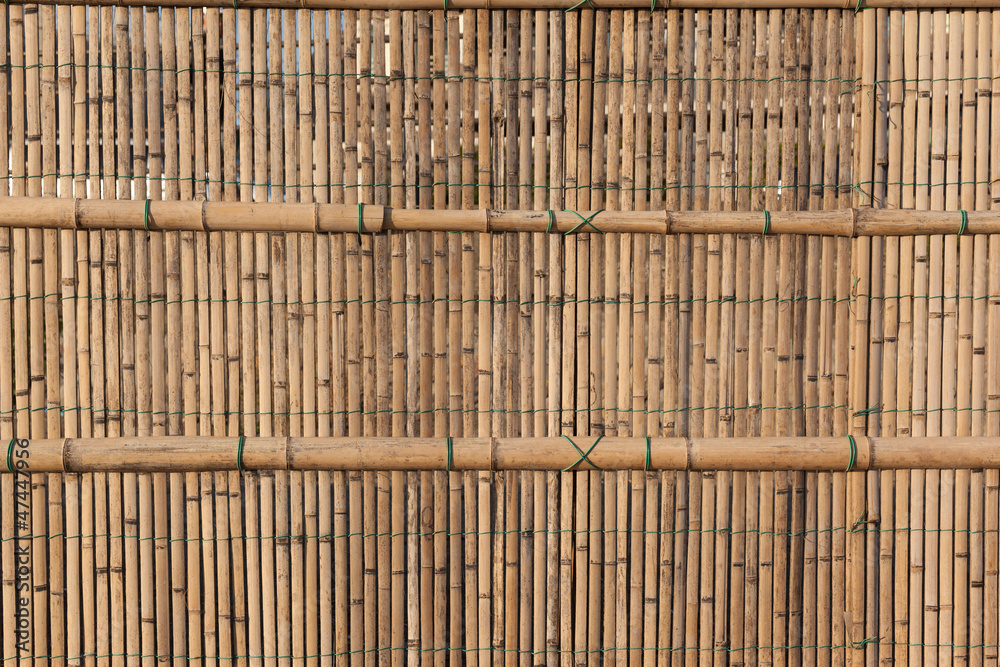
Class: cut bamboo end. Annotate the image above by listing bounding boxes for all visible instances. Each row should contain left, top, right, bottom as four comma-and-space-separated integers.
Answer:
2, 197, 998, 235
4, 435, 1000, 472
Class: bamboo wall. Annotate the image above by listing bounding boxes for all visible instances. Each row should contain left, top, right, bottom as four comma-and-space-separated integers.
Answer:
3, 5, 1000, 667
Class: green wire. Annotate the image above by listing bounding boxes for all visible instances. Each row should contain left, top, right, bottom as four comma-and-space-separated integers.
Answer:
561, 434, 603, 471
236, 434, 246, 472
564, 209, 604, 235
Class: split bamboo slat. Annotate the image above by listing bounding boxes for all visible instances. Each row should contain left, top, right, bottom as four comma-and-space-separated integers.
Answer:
2, 6, 1000, 667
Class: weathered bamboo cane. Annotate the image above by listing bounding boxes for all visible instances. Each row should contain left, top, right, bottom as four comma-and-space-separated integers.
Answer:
5, 197, 1000, 235
3, 436, 1000, 472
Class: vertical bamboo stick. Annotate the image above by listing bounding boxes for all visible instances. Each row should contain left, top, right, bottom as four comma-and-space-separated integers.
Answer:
119, 229, 138, 667
672, 468, 689, 667
476, 15, 493, 665
986, 111, 1000, 667
0, 0, 8, 198
61, 216, 80, 667
25, 4, 41, 202
11, 5, 25, 199
1, 218, 14, 662
199, 232, 219, 667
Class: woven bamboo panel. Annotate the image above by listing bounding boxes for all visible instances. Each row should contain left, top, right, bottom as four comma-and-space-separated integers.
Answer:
0, 6, 869, 207
2, 6, 1000, 667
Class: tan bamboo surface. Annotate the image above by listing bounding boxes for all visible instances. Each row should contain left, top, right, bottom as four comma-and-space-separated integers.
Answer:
2, 435, 1000, 471
0, 9, 869, 206
3, 7, 1000, 667
4, 197, 1000, 235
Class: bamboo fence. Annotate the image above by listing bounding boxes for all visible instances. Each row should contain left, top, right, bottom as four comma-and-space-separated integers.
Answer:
1, 4, 1000, 667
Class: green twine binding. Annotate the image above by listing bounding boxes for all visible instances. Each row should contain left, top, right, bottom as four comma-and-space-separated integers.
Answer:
236, 435, 245, 472
561, 434, 603, 472
958, 209, 968, 236
650, 0, 656, 11
761, 210, 771, 236
546, 210, 555, 234
143, 199, 151, 232
565, 0, 595, 10
644, 436, 651, 472
445, 436, 453, 471
854, 0, 864, 12
232, 0, 238, 9
358, 203, 364, 240
5, 438, 13, 474
853, 403, 881, 417
564, 209, 605, 235
846, 434, 857, 472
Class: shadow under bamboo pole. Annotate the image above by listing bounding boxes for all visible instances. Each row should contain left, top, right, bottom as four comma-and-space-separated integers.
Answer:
7, 436, 1000, 472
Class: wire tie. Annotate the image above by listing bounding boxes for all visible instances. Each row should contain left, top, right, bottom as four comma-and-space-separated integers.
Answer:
854, 0, 864, 12
233, 0, 238, 9
236, 435, 245, 472
650, 0, 656, 10
561, 434, 603, 472
445, 436, 453, 471
443, 0, 448, 9
564, 0, 595, 10
761, 210, 771, 235
5, 438, 13, 474
845, 435, 857, 472
564, 209, 604, 235
958, 209, 968, 236
546, 209, 555, 233
357, 202, 364, 240
852, 403, 881, 417
143, 198, 151, 232
644, 436, 651, 471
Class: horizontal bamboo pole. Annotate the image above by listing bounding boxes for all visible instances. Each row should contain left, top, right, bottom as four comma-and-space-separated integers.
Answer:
1, 0, 996, 9
5, 436, 1000, 472
2, 197, 996, 236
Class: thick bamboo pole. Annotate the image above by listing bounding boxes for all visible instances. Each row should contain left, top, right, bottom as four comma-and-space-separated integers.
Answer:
4, 197, 999, 235
4, 436, 1000, 472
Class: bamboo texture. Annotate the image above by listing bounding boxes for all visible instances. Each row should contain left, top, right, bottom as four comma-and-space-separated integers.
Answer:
2, 435, 1000, 472
1, 6, 1000, 667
